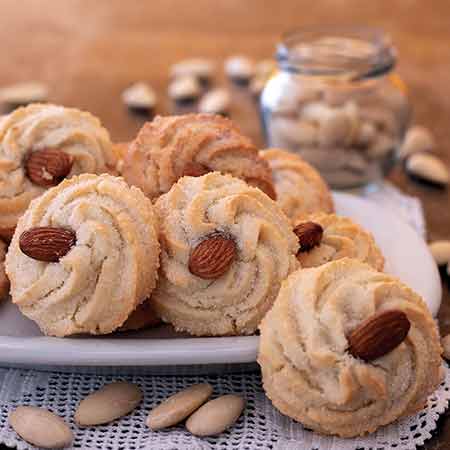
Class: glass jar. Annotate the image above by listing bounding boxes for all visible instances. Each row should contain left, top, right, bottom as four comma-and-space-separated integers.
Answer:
261, 26, 411, 188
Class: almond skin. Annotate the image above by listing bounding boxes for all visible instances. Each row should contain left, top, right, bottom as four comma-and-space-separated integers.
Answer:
26, 148, 73, 187
19, 227, 76, 262
294, 222, 324, 253
189, 233, 237, 279
348, 309, 411, 361
245, 176, 277, 200
182, 161, 210, 177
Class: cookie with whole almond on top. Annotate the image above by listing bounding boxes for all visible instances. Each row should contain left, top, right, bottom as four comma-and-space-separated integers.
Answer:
258, 258, 442, 437
5, 174, 160, 337
294, 213, 384, 270
259, 148, 334, 223
151, 172, 299, 336
122, 113, 276, 201
0, 103, 116, 241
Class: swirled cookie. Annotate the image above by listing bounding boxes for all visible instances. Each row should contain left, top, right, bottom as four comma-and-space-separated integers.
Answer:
259, 148, 334, 222
111, 141, 130, 175
5, 174, 160, 337
0, 240, 8, 300
152, 172, 299, 336
295, 213, 385, 270
122, 114, 276, 201
0, 104, 115, 239
258, 258, 442, 437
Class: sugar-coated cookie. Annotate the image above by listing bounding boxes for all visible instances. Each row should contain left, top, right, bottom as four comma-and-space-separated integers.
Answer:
260, 148, 333, 222
6, 174, 160, 337
0, 104, 115, 239
122, 114, 275, 200
152, 172, 299, 336
295, 213, 384, 270
258, 258, 442, 437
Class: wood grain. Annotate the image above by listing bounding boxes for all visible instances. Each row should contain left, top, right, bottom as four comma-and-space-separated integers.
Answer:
1, 1, 450, 447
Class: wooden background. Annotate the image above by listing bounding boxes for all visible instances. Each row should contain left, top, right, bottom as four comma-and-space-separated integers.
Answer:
1, 1, 450, 448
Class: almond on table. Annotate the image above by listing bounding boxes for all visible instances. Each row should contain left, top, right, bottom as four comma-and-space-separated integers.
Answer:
9, 406, 73, 449
75, 382, 142, 426
147, 383, 213, 430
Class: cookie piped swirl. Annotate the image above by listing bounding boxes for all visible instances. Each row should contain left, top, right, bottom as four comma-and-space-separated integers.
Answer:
152, 172, 299, 336
260, 148, 334, 222
122, 114, 275, 200
0, 104, 114, 232
5, 174, 160, 337
258, 258, 442, 437
296, 213, 385, 270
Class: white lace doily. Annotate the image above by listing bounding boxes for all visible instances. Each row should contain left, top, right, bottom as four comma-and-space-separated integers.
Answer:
0, 365, 449, 450
0, 183, 441, 450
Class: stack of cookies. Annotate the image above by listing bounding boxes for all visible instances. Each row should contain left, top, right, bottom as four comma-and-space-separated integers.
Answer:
0, 103, 443, 438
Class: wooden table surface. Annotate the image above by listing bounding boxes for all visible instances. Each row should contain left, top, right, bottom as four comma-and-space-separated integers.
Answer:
1, 1, 450, 448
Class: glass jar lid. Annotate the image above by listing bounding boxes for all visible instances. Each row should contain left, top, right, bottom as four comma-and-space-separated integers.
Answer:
277, 26, 396, 81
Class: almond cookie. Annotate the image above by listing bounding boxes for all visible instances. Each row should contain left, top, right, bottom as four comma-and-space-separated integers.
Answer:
258, 258, 442, 437
122, 114, 275, 201
259, 148, 334, 222
111, 142, 130, 175
6, 174, 160, 337
0, 240, 9, 300
0, 103, 115, 240
295, 213, 384, 270
152, 172, 299, 336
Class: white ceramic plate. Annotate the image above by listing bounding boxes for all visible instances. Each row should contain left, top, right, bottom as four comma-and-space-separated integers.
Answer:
0, 192, 441, 373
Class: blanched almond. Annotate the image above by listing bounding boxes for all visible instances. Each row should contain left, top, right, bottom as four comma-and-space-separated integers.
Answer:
406, 153, 449, 186
319, 111, 353, 148
75, 381, 142, 426
429, 240, 450, 265
186, 394, 245, 437
147, 383, 213, 430
9, 406, 73, 449
399, 126, 434, 159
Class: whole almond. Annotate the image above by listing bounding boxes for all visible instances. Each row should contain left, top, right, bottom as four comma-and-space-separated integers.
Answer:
26, 148, 73, 187
294, 222, 323, 253
348, 309, 410, 361
399, 125, 434, 159
147, 383, 213, 430
186, 394, 245, 437
189, 233, 237, 279
245, 177, 277, 200
429, 240, 450, 265
75, 381, 142, 426
9, 406, 73, 449
19, 227, 76, 262
319, 111, 353, 148
182, 161, 210, 177
406, 153, 449, 186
